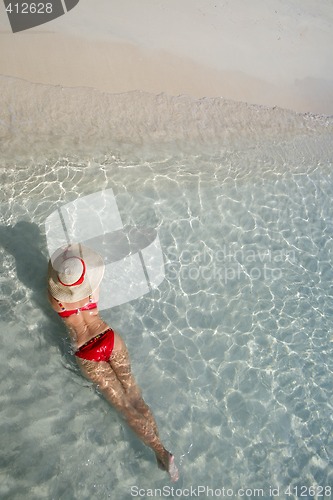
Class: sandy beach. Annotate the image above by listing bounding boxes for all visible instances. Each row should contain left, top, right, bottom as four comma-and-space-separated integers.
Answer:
0, 0, 332, 115
2, 4, 333, 498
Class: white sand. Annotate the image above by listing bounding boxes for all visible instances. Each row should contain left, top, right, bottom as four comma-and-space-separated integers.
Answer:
0, 0, 332, 114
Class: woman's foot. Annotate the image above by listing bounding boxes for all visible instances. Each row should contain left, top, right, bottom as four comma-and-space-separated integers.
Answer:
156, 451, 179, 482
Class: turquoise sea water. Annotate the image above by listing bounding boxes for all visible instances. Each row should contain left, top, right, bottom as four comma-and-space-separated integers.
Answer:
1, 77, 333, 499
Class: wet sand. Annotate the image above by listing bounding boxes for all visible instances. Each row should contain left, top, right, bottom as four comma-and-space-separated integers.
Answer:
0, 0, 332, 114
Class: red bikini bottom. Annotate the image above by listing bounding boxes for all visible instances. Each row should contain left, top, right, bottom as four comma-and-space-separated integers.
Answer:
75, 328, 115, 362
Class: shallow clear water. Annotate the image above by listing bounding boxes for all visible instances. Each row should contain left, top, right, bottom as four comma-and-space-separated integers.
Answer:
1, 77, 333, 499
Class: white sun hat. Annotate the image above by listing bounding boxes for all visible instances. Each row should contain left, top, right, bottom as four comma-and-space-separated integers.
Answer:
48, 243, 105, 303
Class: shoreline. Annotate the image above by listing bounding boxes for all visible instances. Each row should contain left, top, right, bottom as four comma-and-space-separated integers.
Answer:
1, 0, 332, 163
1, 74, 332, 163
0, 32, 332, 115
1, 0, 333, 115
2, 70, 332, 119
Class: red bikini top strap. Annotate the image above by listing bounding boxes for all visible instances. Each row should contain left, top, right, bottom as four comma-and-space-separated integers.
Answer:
56, 299, 66, 311
56, 295, 93, 311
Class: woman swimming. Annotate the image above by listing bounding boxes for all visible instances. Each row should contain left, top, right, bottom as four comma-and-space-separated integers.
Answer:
47, 243, 179, 482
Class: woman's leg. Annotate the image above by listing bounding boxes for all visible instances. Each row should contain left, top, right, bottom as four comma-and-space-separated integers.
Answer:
109, 346, 159, 437
109, 348, 179, 480
77, 356, 177, 479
